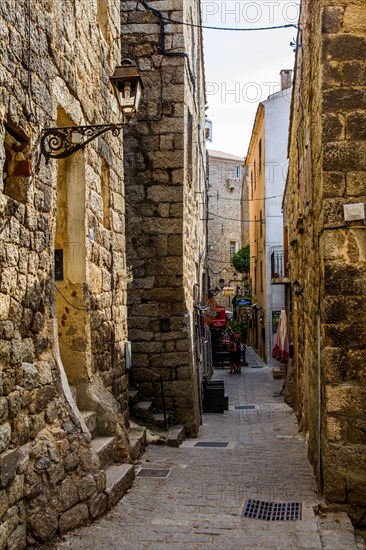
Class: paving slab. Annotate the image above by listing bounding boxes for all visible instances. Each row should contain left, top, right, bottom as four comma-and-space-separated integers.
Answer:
49, 347, 359, 550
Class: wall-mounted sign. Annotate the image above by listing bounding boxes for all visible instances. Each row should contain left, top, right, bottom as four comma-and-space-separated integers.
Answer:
223, 287, 235, 297
237, 298, 252, 307
209, 306, 226, 328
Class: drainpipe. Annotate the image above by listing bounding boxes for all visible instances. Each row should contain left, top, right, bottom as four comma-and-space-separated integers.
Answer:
110, 242, 117, 398
317, 308, 323, 491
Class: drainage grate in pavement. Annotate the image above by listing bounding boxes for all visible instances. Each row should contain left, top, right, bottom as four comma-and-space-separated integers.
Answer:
194, 442, 229, 448
242, 499, 302, 521
235, 405, 256, 410
137, 469, 170, 478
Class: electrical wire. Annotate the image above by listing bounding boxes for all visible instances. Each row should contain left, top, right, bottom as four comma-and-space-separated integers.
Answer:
145, 11, 298, 32
208, 212, 281, 221
55, 286, 89, 312
139, 0, 196, 88
207, 193, 283, 202
25, 0, 37, 123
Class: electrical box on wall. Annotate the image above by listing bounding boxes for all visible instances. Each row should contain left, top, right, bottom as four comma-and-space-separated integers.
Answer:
343, 203, 365, 222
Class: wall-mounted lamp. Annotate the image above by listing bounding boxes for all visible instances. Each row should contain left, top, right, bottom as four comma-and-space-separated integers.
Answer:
109, 59, 143, 118
41, 59, 142, 161
293, 280, 303, 296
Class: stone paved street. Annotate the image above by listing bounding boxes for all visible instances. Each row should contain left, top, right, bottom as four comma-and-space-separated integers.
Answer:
48, 349, 360, 550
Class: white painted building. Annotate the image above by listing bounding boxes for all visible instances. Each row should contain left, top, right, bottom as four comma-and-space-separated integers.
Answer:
245, 70, 292, 364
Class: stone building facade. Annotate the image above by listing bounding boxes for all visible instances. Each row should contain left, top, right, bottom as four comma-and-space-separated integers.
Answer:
120, 0, 207, 435
283, 0, 366, 525
0, 0, 134, 545
206, 149, 244, 308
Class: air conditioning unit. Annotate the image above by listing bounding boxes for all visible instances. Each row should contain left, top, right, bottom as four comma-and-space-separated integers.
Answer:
205, 119, 213, 142
226, 179, 235, 192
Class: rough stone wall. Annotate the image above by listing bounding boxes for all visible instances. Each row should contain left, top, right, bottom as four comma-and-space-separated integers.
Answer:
207, 150, 244, 308
121, 0, 206, 435
284, 0, 366, 525
0, 0, 130, 544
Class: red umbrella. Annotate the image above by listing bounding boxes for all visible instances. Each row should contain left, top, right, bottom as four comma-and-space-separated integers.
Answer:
272, 310, 291, 365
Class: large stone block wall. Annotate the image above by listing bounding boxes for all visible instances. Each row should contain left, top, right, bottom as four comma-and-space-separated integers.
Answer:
121, 0, 206, 434
0, 0, 130, 544
285, 0, 366, 525
207, 151, 244, 306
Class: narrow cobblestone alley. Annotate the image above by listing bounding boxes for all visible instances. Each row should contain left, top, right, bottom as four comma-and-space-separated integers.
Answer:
48, 349, 360, 550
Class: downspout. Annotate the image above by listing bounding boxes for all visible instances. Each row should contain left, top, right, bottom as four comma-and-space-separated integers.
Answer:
317, 308, 322, 490
110, 242, 117, 398
139, 0, 196, 88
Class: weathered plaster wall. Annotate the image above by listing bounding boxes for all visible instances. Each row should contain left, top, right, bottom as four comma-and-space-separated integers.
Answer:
120, 0, 206, 435
0, 0, 130, 544
284, 0, 366, 525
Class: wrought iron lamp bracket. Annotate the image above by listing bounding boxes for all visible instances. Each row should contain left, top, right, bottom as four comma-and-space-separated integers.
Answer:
40, 123, 125, 161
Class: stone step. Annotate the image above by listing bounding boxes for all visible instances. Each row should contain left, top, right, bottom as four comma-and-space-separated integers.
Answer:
134, 401, 152, 419
104, 463, 135, 510
129, 423, 147, 462
81, 411, 97, 438
91, 436, 116, 470
166, 425, 186, 448
152, 413, 168, 429
128, 389, 139, 407
272, 366, 286, 379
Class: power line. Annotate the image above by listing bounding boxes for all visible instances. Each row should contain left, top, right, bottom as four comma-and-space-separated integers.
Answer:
139, 1, 298, 32
207, 194, 283, 202
55, 286, 89, 311
208, 212, 282, 221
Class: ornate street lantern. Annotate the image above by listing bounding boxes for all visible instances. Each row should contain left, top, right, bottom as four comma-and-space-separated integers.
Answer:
41, 59, 142, 161
110, 59, 143, 119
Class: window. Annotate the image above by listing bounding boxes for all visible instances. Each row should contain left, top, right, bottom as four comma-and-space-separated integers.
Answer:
254, 267, 257, 294
251, 171, 254, 198
230, 241, 237, 257
235, 164, 240, 180
101, 159, 110, 229
260, 210, 263, 238
254, 161, 257, 191
187, 109, 193, 182
2, 127, 30, 203
97, 0, 109, 42
306, 129, 312, 209
260, 261, 263, 292
259, 139, 262, 174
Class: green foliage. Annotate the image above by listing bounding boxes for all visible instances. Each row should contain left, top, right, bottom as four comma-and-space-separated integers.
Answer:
231, 244, 250, 273
226, 320, 248, 341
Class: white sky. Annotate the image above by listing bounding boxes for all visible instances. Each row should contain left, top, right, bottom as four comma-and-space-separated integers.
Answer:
202, 0, 300, 158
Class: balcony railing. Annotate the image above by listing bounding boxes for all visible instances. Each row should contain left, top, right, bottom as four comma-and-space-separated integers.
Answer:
271, 249, 289, 283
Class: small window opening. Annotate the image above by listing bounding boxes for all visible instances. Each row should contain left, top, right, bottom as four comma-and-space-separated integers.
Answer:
101, 159, 110, 229
2, 127, 30, 203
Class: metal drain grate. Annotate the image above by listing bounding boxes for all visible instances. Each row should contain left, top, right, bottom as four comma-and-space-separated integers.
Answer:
242, 499, 302, 521
235, 405, 256, 410
194, 442, 229, 448
137, 469, 170, 478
